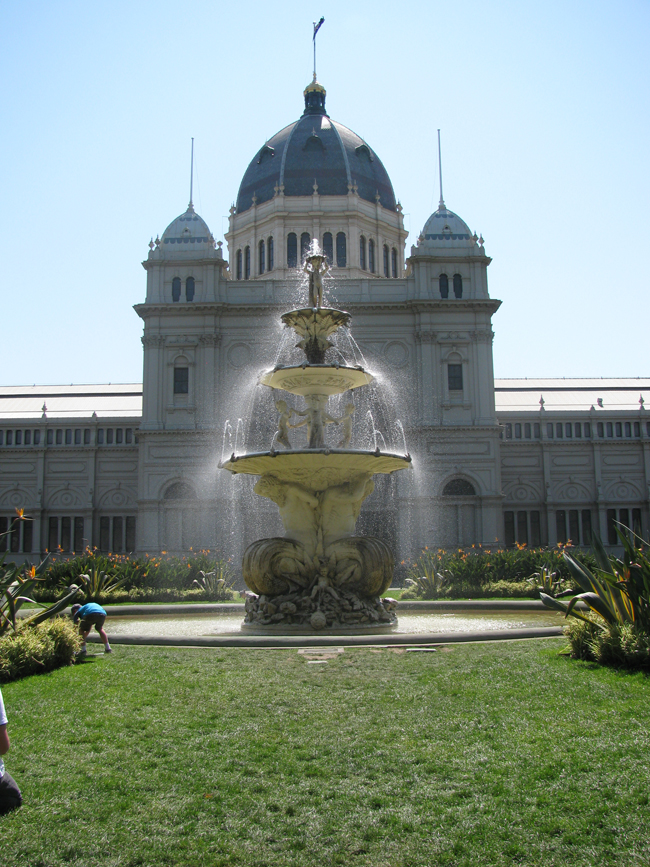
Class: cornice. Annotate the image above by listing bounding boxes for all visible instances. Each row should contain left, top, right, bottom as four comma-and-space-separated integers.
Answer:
417, 424, 502, 434
136, 428, 219, 438
345, 299, 502, 314
134, 298, 501, 319
407, 253, 493, 266
141, 257, 227, 271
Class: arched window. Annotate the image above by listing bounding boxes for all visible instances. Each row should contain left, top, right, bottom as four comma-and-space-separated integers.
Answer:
323, 232, 333, 265
172, 277, 181, 302
244, 246, 251, 279
185, 277, 195, 301
287, 233, 297, 268
301, 232, 311, 263
383, 244, 389, 277
453, 274, 463, 298
258, 239, 265, 275
236, 250, 242, 280
267, 237, 274, 271
173, 367, 189, 394
443, 479, 476, 496
359, 236, 366, 270
164, 481, 197, 500
336, 232, 347, 267
391, 248, 398, 278
447, 363, 463, 391
368, 238, 375, 273
439, 274, 449, 298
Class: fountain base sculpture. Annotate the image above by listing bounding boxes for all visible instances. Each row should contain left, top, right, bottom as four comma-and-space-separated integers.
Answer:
221, 243, 411, 633
241, 533, 396, 632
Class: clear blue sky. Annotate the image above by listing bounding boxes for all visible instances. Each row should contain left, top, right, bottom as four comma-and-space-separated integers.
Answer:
1, 0, 648, 385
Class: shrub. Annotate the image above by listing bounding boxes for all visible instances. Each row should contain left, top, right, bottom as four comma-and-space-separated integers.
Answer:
403, 545, 585, 599
0, 617, 81, 683
543, 526, 650, 669
563, 617, 650, 669
31, 549, 236, 603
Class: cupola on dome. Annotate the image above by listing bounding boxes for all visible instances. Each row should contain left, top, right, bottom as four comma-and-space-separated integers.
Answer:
161, 203, 214, 248
236, 79, 397, 213
420, 205, 475, 248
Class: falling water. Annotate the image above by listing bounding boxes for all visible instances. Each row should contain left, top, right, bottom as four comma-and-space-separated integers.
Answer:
234, 418, 246, 455
395, 420, 409, 456
365, 411, 378, 450
221, 420, 234, 463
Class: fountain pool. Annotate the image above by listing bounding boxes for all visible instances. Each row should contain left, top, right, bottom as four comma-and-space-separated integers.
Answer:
99, 608, 564, 639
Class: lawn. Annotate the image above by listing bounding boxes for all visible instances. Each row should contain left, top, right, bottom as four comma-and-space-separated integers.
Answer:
1, 639, 649, 867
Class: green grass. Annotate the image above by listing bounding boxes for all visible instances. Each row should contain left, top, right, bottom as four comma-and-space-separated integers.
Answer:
1, 640, 649, 866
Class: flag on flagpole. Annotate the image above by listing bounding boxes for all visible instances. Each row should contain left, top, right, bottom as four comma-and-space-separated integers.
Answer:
313, 17, 324, 40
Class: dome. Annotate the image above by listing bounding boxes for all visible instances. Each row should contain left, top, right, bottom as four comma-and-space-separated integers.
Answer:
236, 80, 397, 213
160, 203, 215, 250
420, 205, 475, 249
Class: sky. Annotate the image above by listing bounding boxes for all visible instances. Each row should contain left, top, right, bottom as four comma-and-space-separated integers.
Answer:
1, 0, 648, 386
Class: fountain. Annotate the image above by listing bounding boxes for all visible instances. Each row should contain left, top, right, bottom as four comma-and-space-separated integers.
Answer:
220, 243, 412, 632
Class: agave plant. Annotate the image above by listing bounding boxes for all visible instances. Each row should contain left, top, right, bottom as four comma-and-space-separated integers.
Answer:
0, 556, 79, 637
541, 527, 650, 631
404, 568, 452, 600
527, 565, 574, 599
72, 568, 129, 603
191, 565, 233, 599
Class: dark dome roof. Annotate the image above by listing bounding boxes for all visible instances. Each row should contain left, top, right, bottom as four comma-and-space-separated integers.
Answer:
236, 81, 397, 214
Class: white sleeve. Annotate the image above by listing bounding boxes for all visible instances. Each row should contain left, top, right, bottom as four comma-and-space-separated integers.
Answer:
0, 689, 7, 726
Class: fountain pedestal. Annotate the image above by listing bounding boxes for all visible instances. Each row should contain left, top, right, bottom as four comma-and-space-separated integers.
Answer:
220, 244, 411, 632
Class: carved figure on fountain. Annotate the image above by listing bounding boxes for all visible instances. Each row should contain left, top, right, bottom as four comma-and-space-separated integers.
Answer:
291, 394, 340, 449
273, 400, 295, 450
319, 474, 374, 547
253, 476, 320, 553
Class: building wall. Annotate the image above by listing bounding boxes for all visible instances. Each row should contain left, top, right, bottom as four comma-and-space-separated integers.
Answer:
0, 420, 138, 557
498, 413, 650, 547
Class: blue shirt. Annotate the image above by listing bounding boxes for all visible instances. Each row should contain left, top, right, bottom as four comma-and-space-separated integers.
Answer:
74, 603, 107, 621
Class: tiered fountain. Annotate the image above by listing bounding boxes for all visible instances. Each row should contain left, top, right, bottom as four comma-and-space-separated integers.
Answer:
220, 244, 412, 632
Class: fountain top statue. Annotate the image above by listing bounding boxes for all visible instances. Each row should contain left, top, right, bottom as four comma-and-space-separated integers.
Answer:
303, 243, 329, 309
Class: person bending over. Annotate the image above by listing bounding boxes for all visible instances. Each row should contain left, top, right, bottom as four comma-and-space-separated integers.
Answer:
71, 602, 112, 657
0, 687, 22, 815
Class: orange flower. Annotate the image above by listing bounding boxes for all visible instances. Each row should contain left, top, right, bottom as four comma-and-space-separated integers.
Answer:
15, 507, 25, 519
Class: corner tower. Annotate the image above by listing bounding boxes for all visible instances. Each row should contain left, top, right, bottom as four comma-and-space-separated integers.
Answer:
404, 200, 503, 548
134, 202, 228, 553
225, 79, 408, 280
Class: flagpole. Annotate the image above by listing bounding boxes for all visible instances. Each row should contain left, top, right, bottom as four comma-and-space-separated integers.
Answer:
313, 17, 324, 80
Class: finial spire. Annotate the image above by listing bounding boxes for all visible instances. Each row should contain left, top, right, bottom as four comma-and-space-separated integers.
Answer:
313, 17, 324, 80
437, 129, 445, 210
189, 137, 194, 210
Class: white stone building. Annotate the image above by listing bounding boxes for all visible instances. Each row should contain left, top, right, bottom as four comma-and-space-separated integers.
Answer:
1, 79, 648, 561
